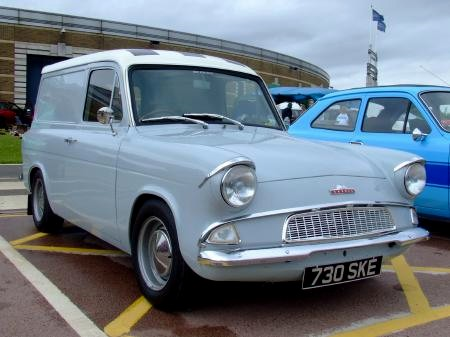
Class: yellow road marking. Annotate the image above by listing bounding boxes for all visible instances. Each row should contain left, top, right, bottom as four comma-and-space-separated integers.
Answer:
104, 296, 152, 337
391, 255, 431, 314
331, 255, 448, 337
408, 266, 450, 274
384, 265, 450, 274
14, 244, 127, 256
330, 305, 450, 337
10, 232, 49, 245
0, 213, 28, 218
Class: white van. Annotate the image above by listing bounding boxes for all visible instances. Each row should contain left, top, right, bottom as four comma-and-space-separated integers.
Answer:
22, 49, 428, 310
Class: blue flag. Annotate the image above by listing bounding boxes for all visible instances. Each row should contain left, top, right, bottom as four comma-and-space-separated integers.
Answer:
372, 9, 384, 22
377, 20, 386, 32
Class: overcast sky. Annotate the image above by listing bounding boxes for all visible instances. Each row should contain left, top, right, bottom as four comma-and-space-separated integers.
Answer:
1, 0, 449, 89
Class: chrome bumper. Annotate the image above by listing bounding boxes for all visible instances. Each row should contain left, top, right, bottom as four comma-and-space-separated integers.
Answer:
198, 227, 429, 267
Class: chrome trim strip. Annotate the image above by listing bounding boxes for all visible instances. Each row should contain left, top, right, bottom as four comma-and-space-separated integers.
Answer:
198, 156, 255, 188
198, 201, 411, 245
393, 157, 425, 172
198, 227, 429, 267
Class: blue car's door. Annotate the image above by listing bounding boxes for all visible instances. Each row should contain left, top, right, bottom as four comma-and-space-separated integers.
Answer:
350, 93, 449, 218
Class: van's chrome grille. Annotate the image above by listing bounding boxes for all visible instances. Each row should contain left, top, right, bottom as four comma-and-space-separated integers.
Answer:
284, 207, 395, 242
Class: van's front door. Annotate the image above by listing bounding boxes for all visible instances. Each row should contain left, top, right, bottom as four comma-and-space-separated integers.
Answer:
62, 66, 126, 245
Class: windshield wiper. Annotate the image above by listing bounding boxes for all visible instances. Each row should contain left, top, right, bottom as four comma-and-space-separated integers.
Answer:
140, 116, 209, 129
183, 113, 244, 130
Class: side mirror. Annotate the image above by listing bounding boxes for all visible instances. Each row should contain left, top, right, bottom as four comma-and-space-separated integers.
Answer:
412, 128, 427, 141
97, 107, 115, 124
283, 117, 291, 130
97, 107, 117, 136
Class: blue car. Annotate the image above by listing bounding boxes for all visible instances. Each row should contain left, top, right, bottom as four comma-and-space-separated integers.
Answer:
289, 85, 450, 221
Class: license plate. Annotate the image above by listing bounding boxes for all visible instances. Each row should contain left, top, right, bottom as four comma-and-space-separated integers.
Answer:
302, 256, 382, 289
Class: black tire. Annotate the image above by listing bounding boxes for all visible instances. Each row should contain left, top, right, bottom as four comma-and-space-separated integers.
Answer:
131, 199, 192, 311
31, 171, 64, 233
0, 117, 5, 130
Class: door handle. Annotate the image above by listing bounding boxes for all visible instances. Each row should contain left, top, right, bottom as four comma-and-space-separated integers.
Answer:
64, 137, 77, 144
349, 141, 364, 145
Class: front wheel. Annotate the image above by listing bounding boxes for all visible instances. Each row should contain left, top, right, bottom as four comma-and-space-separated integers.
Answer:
31, 171, 64, 233
131, 200, 192, 311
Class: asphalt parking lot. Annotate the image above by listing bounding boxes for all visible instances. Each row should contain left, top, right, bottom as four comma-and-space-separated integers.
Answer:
0, 177, 449, 337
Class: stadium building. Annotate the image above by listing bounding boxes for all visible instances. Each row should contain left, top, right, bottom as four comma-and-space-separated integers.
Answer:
0, 6, 330, 109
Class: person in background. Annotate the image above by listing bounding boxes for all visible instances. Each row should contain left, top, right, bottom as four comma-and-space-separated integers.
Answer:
282, 102, 293, 121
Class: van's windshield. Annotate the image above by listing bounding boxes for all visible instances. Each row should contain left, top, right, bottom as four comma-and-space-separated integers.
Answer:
129, 67, 282, 129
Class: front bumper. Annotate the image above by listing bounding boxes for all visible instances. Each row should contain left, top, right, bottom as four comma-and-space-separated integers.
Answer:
198, 227, 428, 267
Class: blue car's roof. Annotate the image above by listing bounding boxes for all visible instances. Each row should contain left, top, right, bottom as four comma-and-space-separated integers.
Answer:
269, 87, 336, 103
320, 85, 450, 101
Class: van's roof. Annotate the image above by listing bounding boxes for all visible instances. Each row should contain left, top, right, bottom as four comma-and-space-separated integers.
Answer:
42, 49, 257, 76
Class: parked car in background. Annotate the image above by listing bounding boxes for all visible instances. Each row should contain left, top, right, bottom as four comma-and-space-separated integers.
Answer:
0, 101, 17, 128
22, 51, 428, 310
289, 85, 450, 221
0, 100, 32, 128
269, 87, 336, 123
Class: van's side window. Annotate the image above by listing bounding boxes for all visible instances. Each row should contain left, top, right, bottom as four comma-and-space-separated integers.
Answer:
84, 69, 123, 122
35, 71, 86, 123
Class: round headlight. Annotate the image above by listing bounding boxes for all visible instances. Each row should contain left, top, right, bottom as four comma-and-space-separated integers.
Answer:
404, 163, 426, 196
221, 165, 256, 207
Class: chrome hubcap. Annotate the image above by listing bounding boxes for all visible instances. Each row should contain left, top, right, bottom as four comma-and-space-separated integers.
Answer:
33, 179, 45, 222
138, 217, 173, 291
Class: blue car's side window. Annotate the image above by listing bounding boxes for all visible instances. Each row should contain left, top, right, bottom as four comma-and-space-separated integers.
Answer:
362, 97, 430, 134
406, 105, 431, 134
311, 99, 361, 131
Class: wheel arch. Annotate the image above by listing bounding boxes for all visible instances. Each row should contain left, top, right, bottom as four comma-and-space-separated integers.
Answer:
128, 193, 177, 248
27, 164, 58, 215
27, 166, 42, 215
29, 165, 42, 186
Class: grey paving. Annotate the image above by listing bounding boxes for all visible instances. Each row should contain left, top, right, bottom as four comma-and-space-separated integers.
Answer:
0, 189, 28, 196
0, 165, 21, 179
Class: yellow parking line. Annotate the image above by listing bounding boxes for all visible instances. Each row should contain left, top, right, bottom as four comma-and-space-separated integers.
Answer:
384, 265, 450, 274
10, 232, 49, 245
14, 244, 127, 256
104, 296, 152, 337
331, 255, 446, 337
409, 266, 450, 274
0, 213, 28, 218
391, 255, 431, 314
330, 305, 450, 337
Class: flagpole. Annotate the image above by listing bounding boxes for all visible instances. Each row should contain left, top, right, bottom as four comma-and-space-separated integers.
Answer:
368, 7, 385, 87
369, 4, 373, 49
367, 5, 374, 87
374, 20, 377, 51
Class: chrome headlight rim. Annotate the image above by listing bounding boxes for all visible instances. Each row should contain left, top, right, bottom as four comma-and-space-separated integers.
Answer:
220, 165, 257, 208
404, 163, 426, 197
